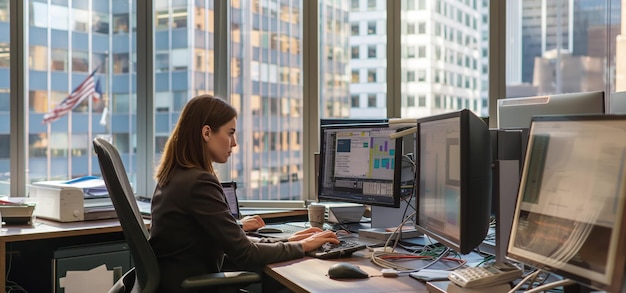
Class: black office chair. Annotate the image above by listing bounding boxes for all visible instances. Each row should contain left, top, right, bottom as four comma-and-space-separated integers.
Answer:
93, 138, 261, 293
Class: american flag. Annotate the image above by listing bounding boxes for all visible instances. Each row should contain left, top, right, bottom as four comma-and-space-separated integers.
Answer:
42, 68, 102, 124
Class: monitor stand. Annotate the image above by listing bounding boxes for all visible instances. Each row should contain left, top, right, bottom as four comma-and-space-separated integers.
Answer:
358, 199, 421, 241
370, 200, 414, 228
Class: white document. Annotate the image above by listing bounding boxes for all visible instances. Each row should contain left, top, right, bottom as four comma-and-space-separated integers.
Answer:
59, 264, 113, 293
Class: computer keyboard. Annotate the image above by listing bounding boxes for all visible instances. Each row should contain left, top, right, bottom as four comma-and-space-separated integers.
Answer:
306, 239, 367, 259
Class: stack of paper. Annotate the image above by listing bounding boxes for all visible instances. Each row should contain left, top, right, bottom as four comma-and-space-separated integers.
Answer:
59, 264, 114, 293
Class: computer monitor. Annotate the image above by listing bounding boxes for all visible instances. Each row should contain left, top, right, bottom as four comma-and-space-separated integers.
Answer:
609, 91, 626, 114
497, 91, 605, 129
318, 123, 403, 208
415, 109, 492, 254
507, 115, 626, 292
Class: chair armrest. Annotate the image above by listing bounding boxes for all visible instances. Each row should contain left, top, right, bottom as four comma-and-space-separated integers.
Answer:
181, 271, 261, 289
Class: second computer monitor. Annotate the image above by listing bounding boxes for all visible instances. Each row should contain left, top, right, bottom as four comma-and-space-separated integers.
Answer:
415, 109, 492, 254
318, 123, 402, 208
507, 115, 626, 292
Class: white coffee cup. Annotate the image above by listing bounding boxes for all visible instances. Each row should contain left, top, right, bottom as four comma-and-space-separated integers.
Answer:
307, 204, 326, 228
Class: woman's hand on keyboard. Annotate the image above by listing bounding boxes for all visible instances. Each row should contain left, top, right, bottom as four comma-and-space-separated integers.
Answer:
287, 227, 323, 241
240, 215, 266, 232
297, 230, 340, 252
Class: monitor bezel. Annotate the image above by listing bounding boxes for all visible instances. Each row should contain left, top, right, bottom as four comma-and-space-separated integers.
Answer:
506, 114, 626, 292
414, 109, 492, 254
317, 122, 403, 208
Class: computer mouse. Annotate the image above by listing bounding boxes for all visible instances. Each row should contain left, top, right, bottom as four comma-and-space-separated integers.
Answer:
256, 226, 283, 233
327, 262, 369, 279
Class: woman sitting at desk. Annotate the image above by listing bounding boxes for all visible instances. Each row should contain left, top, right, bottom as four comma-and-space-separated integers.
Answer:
149, 94, 339, 292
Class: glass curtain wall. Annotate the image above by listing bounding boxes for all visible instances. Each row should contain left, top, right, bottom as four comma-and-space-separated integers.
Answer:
505, 0, 623, 98
400, 0, 487, 118
231, 0, 304, 200
320, 0, 388, 120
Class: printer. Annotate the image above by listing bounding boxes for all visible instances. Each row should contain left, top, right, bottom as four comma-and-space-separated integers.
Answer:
28, 179, 117, 222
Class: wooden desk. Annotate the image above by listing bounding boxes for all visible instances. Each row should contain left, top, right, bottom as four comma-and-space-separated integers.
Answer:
0, 218, 134, 292
264, 256, 430, 293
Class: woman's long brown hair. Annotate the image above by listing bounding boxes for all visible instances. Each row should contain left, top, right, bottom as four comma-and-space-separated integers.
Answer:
154, 95, 237, 187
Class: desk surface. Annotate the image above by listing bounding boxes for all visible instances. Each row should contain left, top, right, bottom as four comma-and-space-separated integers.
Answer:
265, 256, 430, 293
0, 218, 130, 241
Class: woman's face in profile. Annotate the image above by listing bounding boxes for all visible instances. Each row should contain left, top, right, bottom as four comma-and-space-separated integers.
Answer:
207, 117, 238, 163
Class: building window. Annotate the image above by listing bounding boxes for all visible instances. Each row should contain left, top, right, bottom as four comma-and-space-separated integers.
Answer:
418, 0, 426, 10
351, 70, 359, 83
407, 46, 415, 58
418, 46, 426, 58
367, 69, 377, 83
407, 95, 415, 107
351, 23, 359, 35
51, 49, 68, 72
351, 94, 360, 107
407, 71, 415, 82
418, 22, 426, 34
368, 21, 376, 35
368, 0, 376, 10
407, 23, 415, 35
418, 70, 426, 82
418, 95, 426, 107
367, 94, 377, 107
351, 46, 360, 59
113, 13, 129, 34
368, 45, 376, 58
351, 0, 359, 11
405, 0, 415, 10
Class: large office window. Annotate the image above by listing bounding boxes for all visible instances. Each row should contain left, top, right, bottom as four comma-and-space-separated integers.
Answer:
0, 0, 8, 195
401, 0, 487, 119
5, 0, 622, 202
505, 0, 623, 97
232, 0, 304, 200
320, 0, 387, 119
25, 0, 136, 185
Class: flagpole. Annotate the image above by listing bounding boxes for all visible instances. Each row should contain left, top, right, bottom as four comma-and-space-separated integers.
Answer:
88, 70, 94, 176
68, 107, 73, 179
100, 54, 110, 134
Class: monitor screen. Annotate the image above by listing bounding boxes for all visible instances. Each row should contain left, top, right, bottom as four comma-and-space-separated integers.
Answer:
415, 109, 492, 254
318, 123, 403, 208
497, 91, 605, 129
221, 182, 240, 219
507, 115, 626, 292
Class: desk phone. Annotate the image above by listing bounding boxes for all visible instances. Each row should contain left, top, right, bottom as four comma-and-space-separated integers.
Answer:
448, 262, 522, 288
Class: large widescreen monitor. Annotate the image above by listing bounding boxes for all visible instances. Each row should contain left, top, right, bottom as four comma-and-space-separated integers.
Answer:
318, 123, 403, 208
497, 91, 605, 129
415, 109, 492, 254
507, 115, 626, 292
